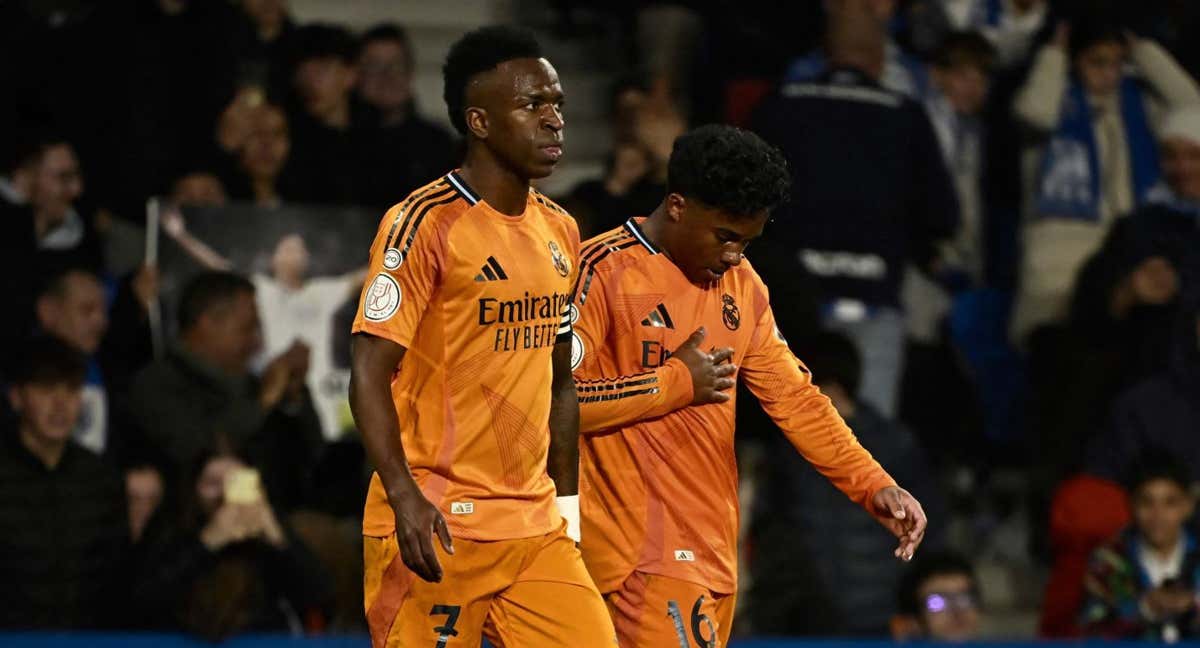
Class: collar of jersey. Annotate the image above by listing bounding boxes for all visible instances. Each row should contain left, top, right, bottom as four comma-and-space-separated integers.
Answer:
623, 217, 661, 254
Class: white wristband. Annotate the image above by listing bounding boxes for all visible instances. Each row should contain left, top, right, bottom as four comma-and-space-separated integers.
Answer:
556, 495, 581, 543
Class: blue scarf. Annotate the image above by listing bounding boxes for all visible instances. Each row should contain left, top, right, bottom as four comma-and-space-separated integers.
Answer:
1035, 79, 1160, 221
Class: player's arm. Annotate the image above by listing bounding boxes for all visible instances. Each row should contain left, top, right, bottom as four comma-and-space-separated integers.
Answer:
547, 338, 582, 541
570, 273, 734, 433
350, 334, 453, 582
741, 294, 926, 561
349, 201, 453, 582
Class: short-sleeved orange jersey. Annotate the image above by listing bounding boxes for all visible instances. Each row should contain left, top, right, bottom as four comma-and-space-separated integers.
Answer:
353, 171, 580, 542
571, 218, 897, 594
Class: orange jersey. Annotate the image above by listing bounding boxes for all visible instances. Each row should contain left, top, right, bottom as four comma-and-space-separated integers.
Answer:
570, 218, 896, 594
353, 172, 580, 542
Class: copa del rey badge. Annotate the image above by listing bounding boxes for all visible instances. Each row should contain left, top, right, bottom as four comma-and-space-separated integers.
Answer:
548, 240, 570, 277
363, 273, 401, 322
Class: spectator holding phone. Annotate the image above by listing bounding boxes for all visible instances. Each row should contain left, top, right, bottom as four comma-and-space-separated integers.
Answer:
132, 452, 331, 639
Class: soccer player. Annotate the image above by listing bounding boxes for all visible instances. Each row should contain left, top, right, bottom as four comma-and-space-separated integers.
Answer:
349, 27, 615, 647
569, 124, 929, 646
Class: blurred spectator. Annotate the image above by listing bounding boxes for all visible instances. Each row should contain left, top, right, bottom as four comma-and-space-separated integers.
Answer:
752, 3, 959, 418
891, 551, 983, 641
34, 265, 157, 460
748, 331, 945, 635
220, 103, 291, 208
162, 215, 365, 441
170, 170, 229, 209
280, 24, 363, 206
1011, 20, 1200, 342
1085, 307, 1200, 489
1081, 454, 1199, 641
34, 268, 109, 455
906, 31, 997, 344
125, 461, 166, 545
355, 23, 457, 211
926, 31, 996, 286
127, 0, 239, 206
565, 79, 685, 237
1, 134, 104, 374
132, 452, 332, 639
7, 134, 103, 272
128, 272, 324, 511
1040, 474, 1132, 637
786, 0, 929, 99
228, 0, 296, 102
907, 0, 1049, 69
0, 337, 127, 629
1028, 107, 1200, 482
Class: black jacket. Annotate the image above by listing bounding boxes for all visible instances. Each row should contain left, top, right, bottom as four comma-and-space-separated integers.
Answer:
752, 66, 959, 307
132, 523, 332, 640
128, 347, 325, 511
0, 429, 128, 629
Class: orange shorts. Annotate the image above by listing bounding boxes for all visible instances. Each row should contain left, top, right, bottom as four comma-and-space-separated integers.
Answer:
604, 571, 735, 648
364, 524, 616, 647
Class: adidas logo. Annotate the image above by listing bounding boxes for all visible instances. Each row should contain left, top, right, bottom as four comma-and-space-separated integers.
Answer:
474, 256, 509, 282
674, 549, 695, 562
641, 303, 674, 329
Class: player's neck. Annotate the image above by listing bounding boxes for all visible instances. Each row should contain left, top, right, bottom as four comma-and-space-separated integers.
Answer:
639, 202, 676, 260
458, 152, 529, 216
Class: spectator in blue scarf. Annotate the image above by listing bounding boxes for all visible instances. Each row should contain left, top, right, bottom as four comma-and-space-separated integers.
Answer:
1011, 18, 1200, 343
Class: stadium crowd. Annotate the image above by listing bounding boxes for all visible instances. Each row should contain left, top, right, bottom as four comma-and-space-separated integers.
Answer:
2, 0, 1199, 642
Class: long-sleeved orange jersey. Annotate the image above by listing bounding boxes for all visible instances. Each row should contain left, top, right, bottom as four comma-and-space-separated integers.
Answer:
570, 218, 897, 595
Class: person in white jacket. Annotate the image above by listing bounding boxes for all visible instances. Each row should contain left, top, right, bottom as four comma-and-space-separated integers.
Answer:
1011, 19, 1200, 344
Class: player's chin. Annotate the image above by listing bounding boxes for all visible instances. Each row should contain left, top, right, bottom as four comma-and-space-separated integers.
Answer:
526, 159, 559, 179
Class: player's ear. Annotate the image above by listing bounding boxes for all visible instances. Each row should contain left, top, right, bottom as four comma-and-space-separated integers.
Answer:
465, 107, 488, 140
665, 193, 686, 223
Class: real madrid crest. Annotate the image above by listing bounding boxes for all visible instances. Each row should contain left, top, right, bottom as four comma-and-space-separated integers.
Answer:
548, 240, 570, 277
721, 293, 740, 331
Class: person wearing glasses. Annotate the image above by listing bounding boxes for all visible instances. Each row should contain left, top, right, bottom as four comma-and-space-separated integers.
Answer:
892, 551, 983, 641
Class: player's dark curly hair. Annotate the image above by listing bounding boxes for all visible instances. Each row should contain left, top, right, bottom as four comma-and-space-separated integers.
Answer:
443, 26, 542, 136
667, 124, 791, 219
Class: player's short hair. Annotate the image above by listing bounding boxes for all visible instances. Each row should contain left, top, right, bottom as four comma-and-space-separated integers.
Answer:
932, 31, 996, 72
177, 271, 255, 333
897, 551, 979, 616
361, 23, 414, 70
1128, 449, 1193, 493
289, 23, 359, 68
9, 336, 87, 387
794, 330, 862, 397
667, 124, 791, 219
443, 26, 543, 136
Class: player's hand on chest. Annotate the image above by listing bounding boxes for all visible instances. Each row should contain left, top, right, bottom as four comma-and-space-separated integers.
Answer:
632, 288, 748, 371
